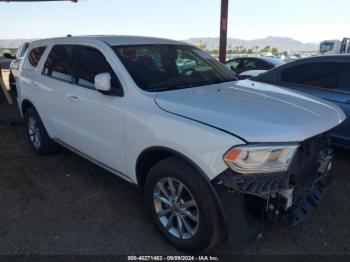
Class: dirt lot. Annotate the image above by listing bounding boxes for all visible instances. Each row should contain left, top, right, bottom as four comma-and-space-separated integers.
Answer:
0, 103, 350, 255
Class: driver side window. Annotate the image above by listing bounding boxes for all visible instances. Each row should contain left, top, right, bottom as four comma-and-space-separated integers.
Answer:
74, 46, 121, 90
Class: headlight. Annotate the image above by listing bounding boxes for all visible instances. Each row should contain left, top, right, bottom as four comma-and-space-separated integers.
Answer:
223, 144, 299, 174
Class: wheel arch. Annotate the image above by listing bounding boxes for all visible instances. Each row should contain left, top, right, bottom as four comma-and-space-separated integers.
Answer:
136, 146, 218, 189
21, 99, 51, 137
21, 99, 37, 117
135, 146, 228, 236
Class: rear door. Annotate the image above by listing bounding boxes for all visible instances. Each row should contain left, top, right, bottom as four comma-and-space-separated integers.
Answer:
276, 62, 349, 148
40, 44, 76, 138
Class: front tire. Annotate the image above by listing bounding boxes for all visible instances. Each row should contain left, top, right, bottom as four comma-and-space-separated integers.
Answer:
24, 107, 58, 155
145, 157, 223, 252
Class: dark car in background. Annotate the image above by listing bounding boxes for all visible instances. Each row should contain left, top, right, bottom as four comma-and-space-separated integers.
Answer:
225, 56, 284, 75
255, 55, 350, 150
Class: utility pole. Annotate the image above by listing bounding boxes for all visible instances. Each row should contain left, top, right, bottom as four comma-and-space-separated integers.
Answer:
219, 0, 229, 63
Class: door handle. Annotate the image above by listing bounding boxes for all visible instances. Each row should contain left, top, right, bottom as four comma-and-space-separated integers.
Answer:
67, 94, 80, 102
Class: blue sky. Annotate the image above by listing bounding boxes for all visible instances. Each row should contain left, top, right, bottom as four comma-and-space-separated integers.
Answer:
0, 0, 348, 43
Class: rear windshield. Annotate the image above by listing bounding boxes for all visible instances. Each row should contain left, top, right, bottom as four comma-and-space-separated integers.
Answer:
112, 45, 236, 92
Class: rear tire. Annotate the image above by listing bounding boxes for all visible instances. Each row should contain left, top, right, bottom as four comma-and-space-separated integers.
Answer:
144, 157, 223, 253
24, 107, 58, 155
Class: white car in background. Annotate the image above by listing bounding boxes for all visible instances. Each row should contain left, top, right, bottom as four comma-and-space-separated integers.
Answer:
16, 36, 345, 252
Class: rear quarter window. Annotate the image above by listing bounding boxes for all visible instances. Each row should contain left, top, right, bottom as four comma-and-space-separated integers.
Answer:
16, 43, 29, 58
22, 46, 47, 70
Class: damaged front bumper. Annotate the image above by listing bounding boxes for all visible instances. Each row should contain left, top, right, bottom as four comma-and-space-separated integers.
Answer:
212, 133, 333, 244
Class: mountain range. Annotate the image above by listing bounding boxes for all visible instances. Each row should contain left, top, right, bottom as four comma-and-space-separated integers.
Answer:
183, 36, 319, 52
0, 36, 319, 52
0, 39, 36, 49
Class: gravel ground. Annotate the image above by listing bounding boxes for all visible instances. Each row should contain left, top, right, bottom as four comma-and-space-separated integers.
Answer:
0, 103, 350, 255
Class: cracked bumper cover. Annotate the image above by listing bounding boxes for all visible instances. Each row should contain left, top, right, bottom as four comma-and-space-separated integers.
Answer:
211, 133, 333, 244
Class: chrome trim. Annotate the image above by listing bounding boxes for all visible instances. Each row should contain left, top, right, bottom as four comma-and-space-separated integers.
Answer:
53, 138, 135, 184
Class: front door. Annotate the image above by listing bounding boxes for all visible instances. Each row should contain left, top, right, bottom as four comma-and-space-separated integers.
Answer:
61, 44, 127, 176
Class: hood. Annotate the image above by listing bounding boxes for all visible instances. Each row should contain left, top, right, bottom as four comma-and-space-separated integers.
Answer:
155, 80, 346, 143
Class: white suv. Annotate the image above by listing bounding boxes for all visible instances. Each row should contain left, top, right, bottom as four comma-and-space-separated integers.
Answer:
16, 36, 345, 252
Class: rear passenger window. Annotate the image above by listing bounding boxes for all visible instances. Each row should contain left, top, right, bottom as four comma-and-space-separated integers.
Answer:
22, 46, 46, 70
280, 62, 343, 89
74, 46, 120, 89
43, 45, 74, 82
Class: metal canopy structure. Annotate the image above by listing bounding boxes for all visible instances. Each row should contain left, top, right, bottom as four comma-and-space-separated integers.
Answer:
219, 0, 229, 63
0, 0, 77, 2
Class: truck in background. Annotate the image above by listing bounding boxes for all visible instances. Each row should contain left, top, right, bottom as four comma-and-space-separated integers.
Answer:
320, 38, 350, 55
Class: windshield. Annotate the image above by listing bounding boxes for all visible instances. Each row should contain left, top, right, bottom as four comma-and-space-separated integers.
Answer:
320, 42, 335, 53
112, 45, 236, 92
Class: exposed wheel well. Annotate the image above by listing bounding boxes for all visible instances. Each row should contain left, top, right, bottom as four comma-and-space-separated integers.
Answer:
136, 146, 229, 240
136, 147, 175, 190
136, 147, 220, 189
21, 99, 35, 116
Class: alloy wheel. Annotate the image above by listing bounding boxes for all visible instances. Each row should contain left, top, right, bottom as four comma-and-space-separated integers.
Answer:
28, 116, 41, 149
153, 177, 199, 240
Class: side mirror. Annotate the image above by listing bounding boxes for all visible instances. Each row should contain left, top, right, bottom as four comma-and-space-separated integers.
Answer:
94, 72, 124, 96
95, 73, 111, 92
3, 53, 15, 59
